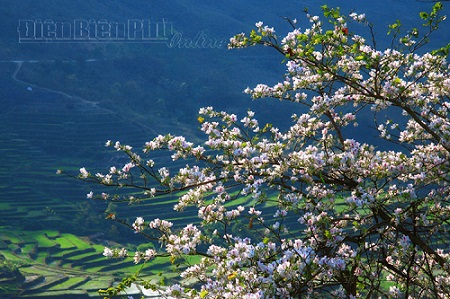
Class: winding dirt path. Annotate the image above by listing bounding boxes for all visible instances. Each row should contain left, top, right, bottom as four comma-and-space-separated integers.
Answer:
11, 60, 100, 108
6, 60, 154, 134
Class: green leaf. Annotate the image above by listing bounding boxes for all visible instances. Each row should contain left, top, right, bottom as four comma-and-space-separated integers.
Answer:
250, 30, 262, 43
419, 12, 428, 20
388, 20, 401, 35
431, 43, 450, 56
297, 34, 308, 42
200, 290, 208, 298
319, 172, 326, 184
389, 20, 400, 29
432, 2, 443, 14
159, 277, 166, 286
332, 9, 340, 19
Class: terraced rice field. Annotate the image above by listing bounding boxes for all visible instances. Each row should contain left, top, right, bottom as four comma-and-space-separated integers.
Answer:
0, 228, 178, 298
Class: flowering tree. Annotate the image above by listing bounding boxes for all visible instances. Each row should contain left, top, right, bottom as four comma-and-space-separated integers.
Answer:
62, 3, 450, 298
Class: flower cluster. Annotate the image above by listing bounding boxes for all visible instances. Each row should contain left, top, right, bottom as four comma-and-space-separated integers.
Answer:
166, 224, 202, 256
103, 247, 127, 259
133, 248, 157, 264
